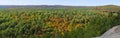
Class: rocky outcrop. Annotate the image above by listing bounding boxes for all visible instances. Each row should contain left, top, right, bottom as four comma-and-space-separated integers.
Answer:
95, 25, 120, 38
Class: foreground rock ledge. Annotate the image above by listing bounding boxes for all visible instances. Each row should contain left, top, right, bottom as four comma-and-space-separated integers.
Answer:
95, 25, 120, 38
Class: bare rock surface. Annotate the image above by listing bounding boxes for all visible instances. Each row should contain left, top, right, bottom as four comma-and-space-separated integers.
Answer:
95, 25, 120, 38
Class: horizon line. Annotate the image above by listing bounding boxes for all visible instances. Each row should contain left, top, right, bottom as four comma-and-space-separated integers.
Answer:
0, 4, 119, 6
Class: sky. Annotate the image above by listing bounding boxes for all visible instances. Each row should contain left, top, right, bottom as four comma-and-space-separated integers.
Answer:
0, 0, 120, 6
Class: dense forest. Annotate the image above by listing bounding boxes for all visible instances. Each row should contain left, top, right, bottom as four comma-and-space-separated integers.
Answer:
0, 5, 120, 38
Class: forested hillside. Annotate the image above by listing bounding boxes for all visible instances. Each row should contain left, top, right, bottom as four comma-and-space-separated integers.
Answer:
0, 5, 120, 38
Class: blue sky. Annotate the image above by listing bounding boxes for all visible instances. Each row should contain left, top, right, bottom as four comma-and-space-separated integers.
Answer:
0, 0, 120, 6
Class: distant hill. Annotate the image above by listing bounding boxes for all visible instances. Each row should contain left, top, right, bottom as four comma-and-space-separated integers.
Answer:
104, 5, 119, 6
